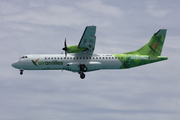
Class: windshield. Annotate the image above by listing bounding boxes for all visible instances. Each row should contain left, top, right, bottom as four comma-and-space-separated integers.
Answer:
19, 56, 28, 59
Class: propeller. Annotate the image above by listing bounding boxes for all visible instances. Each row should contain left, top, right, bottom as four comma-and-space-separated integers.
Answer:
62, 38, 67, 58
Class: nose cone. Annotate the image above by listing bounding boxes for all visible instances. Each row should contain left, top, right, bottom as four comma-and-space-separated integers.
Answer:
11, 62, 17, 68
11, 60, 19, 69
11, 63, 15, 67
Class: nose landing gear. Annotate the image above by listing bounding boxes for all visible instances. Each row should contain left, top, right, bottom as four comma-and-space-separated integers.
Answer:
20, 70, 23, 75
79, 72, 85, 79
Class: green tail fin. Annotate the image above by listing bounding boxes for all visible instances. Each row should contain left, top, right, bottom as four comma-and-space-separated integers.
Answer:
126, 29, 167, 56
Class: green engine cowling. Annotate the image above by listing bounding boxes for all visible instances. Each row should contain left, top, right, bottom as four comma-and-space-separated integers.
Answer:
66, 45, 87, 53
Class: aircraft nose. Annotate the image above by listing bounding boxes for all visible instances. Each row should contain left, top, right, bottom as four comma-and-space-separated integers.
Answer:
11, 62, 16, 68
11, 60, 19, 68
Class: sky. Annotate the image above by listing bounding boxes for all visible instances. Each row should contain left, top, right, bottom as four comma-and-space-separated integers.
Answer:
0, 0, 180, 120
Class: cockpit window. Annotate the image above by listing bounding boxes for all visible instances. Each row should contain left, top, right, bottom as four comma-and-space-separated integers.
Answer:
19, 56, 28, 59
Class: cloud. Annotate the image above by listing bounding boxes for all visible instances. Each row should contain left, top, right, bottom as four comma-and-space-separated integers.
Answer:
0, 1, 23, 15
77, 0, 123, 18
1, 0, 180, 120
166, 36, 180, 49
146, 1, 172, 17
0, 0, 123, 27
28, 0, 45, 8
1, 6, 87, 26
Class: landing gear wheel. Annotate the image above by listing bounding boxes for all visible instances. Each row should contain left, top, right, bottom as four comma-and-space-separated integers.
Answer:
83, 67, 87, 72
80, 64, 88, 72
80, 73, 85, 79
20, 70, 23, 75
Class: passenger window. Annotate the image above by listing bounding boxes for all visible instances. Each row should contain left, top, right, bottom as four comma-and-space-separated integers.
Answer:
67, 57, 69, 59
61, 57, 62, 59
45, 57, 47, 59
48, 57, 50, 59
80, 57, 81, 59
121, 57, 123, 59
93, 57, 94, 59
89, 57, 91, 59
54, 57, 56, 59
83, 57, 85, 59
112, 57, 114, 59
76, 57, 78, 59
118, 57, 120, 59
73, 57, 75, 59
86, 57, 88, 59
57, 57, 59, 59
99, 57, 101, 59
64, 57, 66, 59
51, 57, 53, 59
109, 57, 111, 59
96, 57, 98, 59
70, 57, 72, 59
106, 57, 108, 59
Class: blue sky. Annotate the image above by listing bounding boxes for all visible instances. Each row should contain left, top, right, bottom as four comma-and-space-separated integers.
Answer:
0, 0, 180, 120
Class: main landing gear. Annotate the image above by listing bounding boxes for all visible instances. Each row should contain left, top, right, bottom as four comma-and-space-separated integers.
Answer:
20, 70, 23, 75
79, 64, 88, 79
80, 64, 87, 72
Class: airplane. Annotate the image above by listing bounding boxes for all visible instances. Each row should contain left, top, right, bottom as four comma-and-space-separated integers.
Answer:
12, 25, 168, 79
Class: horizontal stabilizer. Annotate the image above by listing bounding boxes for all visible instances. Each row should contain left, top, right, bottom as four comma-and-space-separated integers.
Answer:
154, 29, 167, 36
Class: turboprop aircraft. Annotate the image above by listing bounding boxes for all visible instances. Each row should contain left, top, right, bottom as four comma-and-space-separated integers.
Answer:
12, 26, 168, 79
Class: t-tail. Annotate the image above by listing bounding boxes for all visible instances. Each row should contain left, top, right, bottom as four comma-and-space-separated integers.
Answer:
114, 29, 168, 69
127, 29, 167, 56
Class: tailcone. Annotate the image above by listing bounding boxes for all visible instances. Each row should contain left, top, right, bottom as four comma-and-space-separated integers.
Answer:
158, 56, 168, 60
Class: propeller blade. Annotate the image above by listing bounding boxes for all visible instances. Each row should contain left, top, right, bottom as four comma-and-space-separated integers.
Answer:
62, 38, 67, 51
62, 38, 68, 58
64, 38, 67, 48
65, 50, 67, 58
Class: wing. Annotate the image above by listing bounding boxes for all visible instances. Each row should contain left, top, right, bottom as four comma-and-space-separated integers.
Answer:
78, 26, 96, 54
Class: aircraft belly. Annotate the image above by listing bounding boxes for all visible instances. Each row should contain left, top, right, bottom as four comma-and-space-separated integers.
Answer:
63, 59, 122, 72
86, 62, 102, 71
24, 65, 63, 70
101, 59, 122, 69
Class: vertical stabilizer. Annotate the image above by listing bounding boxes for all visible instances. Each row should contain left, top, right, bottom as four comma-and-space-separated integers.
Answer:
126, 29, 167, 56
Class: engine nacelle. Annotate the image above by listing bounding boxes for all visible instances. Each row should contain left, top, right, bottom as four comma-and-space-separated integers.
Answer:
67, 45, 87, 53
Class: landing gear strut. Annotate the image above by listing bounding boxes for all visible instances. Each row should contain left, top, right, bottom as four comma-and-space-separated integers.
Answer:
79, 72, 85, 79
20, 70, 23, 75
79, 64, 87, 79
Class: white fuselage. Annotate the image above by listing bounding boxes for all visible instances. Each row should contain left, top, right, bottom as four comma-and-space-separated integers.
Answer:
12, 53, 122, 72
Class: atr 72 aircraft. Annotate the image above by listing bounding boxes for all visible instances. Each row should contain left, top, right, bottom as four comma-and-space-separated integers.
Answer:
12, 26, 168, 79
